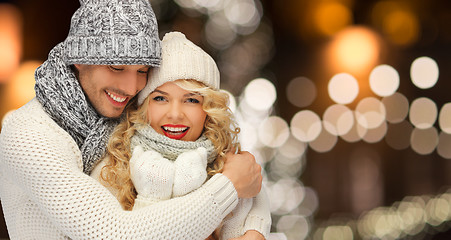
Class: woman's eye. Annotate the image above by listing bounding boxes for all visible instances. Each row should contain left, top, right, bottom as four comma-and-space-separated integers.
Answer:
153, 96, 166, 102
186, 98, 200, 104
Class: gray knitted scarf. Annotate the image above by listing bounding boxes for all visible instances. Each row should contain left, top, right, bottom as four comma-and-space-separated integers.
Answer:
35, 43, 119, 174
131, 124, 217, 163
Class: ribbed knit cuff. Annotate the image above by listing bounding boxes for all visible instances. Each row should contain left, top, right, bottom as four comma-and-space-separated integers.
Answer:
243, 214, 271, 239
203, 173, 238, 218
132, 195, 160, 210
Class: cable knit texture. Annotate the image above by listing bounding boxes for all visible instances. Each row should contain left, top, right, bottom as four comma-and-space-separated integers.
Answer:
62, 0, 161, 66
0, 98, 238, 239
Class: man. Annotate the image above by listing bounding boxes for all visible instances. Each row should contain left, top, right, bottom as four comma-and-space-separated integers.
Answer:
0, 0, 262, 239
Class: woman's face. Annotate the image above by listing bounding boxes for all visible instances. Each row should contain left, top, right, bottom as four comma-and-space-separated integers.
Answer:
146, 81, 207, 141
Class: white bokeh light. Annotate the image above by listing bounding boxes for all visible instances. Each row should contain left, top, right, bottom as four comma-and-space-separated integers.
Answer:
409, 97, 437, 129
258, 116, 290, 148
276, 215, 310, 240
410, 56, 439, 89
322, 104, 354, 136
369, 64, 400, 97
355, 97, 386, 129
244, 78, 277, 111
290, 110, 322, 142
381, 92, 409, 123
286, 77, 317, 108
278, 134, 307, 159
362, 121, 387, 143
437, 132, 451, 159
410, 127, 439, 155
328, 73, 359, 104
385, 121, 413, 150
438, 103, 451, 134
308, 127, 338, 153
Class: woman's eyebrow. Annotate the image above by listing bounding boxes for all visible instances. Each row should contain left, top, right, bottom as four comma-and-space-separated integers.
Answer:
152, 89, 168, 95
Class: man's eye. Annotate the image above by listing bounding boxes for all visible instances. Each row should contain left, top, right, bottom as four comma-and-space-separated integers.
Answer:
138, 68, 150, 74
109, 66, 124, 71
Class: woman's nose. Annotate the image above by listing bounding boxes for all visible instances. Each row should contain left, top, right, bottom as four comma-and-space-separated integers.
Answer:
167, 102, 183, 120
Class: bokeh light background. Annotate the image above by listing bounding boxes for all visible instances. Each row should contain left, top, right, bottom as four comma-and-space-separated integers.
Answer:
2, 0, 451, 239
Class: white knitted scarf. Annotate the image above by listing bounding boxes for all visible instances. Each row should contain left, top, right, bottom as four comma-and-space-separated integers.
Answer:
131, 124, 217, 163
34, 43, 119, 174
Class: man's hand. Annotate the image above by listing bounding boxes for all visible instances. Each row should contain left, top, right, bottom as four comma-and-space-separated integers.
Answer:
222, 151, 262, 198
229, 230, 265, 240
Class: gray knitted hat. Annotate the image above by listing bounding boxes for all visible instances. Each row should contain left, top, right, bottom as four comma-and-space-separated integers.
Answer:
62, 0, 161, 66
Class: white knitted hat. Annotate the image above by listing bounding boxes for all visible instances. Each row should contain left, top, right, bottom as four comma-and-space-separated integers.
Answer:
138, 31, 220, 105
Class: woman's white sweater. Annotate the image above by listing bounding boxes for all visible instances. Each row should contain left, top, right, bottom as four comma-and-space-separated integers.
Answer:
0, 98, 238, 240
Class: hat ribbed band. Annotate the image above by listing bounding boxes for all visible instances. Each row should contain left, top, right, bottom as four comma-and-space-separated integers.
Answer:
63, 36, 161, 66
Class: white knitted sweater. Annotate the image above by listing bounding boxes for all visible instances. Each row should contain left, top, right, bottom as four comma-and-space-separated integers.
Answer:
0, 98, 238, 240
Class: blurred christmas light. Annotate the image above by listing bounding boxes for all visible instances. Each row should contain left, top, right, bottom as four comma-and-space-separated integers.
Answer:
355, 97, 386, 129
277, 134, 307, 159
328, 73, 359, 104
290, 110, 322, 142
244, 78, 276, 111
439, 103, 451, 134
326, 27, 381, 77
409, 97, 437, 129
0, 3, 22, 82
385, 121, 412, 150
308, 127, 338, 153
258, 116, 289, 148
369, 64, 399, 97
286, 77, 317, 108
381, 92, 409, 124
5, 61, 41, 109
410, 127, 439, 155
340, 112, 367, 143
322, 104, 353, 136
362, 120, 387, 143
313, 2, 352, 37
410, 56, 439, 89
437, 132, 451, 159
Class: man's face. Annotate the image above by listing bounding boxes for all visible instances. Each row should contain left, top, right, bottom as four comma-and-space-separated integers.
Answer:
74, 64, 150, 118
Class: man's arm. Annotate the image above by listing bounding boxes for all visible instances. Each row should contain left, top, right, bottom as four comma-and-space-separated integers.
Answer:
0, 109, 240, 239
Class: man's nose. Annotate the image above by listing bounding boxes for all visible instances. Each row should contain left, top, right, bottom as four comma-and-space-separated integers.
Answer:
118, 72, 146, 96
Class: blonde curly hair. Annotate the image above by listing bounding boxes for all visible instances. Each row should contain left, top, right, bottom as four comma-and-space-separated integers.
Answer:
100, 79, 240, 210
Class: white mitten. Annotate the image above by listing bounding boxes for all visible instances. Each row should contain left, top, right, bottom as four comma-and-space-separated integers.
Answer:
129, 145, 175, 208
172, 147, 208, 197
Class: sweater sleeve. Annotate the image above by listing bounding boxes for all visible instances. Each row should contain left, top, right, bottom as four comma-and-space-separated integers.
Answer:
0, 104, 238, 239
242, 187, 272, 239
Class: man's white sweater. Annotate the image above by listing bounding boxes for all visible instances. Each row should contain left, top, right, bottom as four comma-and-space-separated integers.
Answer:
0, 98, 238, 239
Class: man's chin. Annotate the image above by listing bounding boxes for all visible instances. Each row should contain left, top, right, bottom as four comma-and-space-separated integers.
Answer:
98, 108, 124, 119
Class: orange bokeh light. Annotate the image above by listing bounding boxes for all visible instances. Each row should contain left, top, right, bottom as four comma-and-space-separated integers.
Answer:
325, 26, 381, 78
0, 4, 23, 82
313, 2, 353, 37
